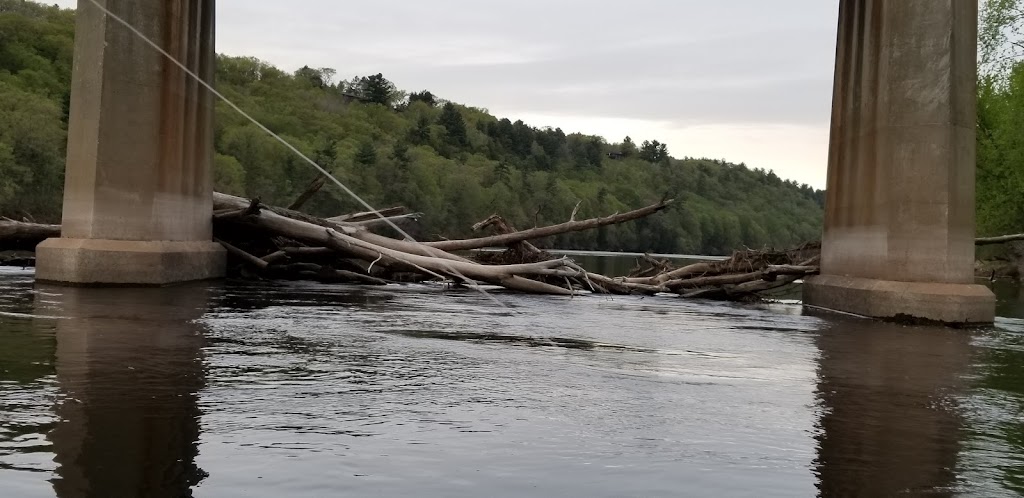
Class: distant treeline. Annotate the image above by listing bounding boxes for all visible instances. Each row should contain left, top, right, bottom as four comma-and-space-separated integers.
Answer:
0, 0, 831, 255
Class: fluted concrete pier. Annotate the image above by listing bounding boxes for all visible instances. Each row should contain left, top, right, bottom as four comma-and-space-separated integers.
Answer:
803, 0, 995, 325
36, 0, 225, 285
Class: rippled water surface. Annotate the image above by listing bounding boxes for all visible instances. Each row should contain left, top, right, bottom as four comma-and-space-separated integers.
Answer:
1, 265, 1024, 497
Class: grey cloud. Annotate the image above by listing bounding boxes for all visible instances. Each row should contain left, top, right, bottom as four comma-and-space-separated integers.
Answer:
382, 30, 836, 126
57, 0, 840, 127
211, 0, 840, 127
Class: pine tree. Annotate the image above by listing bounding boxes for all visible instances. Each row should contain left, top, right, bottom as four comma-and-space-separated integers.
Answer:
355, 140, 377, 166
438, 102, 468, 147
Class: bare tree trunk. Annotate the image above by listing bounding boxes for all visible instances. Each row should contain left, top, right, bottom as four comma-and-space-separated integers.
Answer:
0, 219, 61, 251
976, 233, 1024, 245
425, 199, 674, 252
214, 192, 474, 264
227, 204, 581, 295
329, 206, 407, 223
216, 238, 269, 270
287, 174, 328, 211
472, 214, 544, 255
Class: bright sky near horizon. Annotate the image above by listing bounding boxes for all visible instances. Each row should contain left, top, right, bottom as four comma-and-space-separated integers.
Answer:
54, 0, 841, 188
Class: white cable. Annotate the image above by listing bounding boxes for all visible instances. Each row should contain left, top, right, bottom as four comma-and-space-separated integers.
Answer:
84, 0, 511, 310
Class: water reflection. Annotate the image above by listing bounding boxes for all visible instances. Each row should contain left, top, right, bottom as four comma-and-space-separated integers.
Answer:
35, 284, 212, 498
813, 317, 971, 496
3, 264, 1024, 496
991, 279, 1024, 319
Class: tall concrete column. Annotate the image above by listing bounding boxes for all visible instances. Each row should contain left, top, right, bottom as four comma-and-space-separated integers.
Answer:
35, 0, 225, 285
803, 0, 996, 324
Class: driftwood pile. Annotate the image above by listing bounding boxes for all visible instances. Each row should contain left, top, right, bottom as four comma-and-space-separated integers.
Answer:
0, 192, 820, 300
615, 242, 820, 299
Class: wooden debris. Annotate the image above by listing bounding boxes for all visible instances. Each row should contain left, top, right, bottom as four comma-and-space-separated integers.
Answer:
0, 219, 60, 251
976, 233, 1024, 246
424, 199, 674, 252
287, 174, 328, 211
0, 191, 826, 300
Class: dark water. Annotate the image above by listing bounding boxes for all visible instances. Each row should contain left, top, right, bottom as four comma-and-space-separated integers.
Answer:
1, 258, 1024, 497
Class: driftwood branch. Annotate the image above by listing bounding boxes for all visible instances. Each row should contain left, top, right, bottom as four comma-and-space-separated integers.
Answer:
215, 238, 269, 270
353, 213, 423, 228
0, 219, 60, 251
976, 233, 1024, 246
426, 199, 674, 252
328, 206, 407, 223
287, 174, 327, 211
217, 199, 582, 294
471, 214, 544, 257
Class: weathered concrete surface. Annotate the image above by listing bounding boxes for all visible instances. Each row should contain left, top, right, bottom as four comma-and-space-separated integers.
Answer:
803, 0, 996, 324
36, 0, 225, 285
35, 239, 225, 286
805, 275, 996, 325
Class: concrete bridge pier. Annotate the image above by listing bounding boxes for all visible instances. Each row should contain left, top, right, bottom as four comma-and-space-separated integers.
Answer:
36, 0, 225, 285
803, 0, 996, 325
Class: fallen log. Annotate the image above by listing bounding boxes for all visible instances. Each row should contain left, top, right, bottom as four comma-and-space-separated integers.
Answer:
216, 238, 269, 270
425, 199, 674, 252
630, 254, 674, 279
472, 215, 544, 255
0, 219, 60, 251
214, 192, 473, 264
0, 193, 826, 301
353, 213, 423, 228
650, 261, 718, 285
329, 206, 407, 223
218, 200, 583, 294
680, 275, 804, 300
287, 174, 328, 211
583, 272, 667, 295
665, 265, 818, 290
215, 192, 351, 232
667, 270, 770, 290
469, 214, 549, 265
976, 233, 1024, 246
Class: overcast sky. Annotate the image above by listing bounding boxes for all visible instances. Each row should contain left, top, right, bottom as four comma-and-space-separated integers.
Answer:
58, 0, 841, 188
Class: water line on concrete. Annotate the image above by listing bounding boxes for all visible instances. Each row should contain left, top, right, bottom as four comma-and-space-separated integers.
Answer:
83, 0, 514, 311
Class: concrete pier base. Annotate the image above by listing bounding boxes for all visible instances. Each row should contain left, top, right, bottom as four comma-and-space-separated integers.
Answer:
802, 0, 995, 324
36, 239, 225, 286
36, 0, 225, 285
804, 275, 995, 326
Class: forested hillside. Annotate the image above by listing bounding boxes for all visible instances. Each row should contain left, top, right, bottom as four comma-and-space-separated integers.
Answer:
0, 0, 830, 255
978, 0, 1024, 238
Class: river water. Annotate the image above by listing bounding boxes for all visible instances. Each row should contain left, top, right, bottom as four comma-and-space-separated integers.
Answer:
1, 255, 1023, 497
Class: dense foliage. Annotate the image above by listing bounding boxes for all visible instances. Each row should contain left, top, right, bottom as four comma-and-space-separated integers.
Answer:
0, 0, 830, 254
977, 0, 1024, 237
0, 0, 72, 221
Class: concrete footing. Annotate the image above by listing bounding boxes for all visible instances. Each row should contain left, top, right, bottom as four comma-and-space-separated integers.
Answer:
804, 275, 996, 326
36, 238, 225, 286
